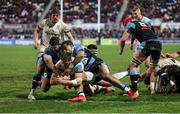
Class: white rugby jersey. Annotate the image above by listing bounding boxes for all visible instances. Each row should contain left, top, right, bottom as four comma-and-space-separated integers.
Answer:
158, 58, 180, 68
38, 18, 69, 46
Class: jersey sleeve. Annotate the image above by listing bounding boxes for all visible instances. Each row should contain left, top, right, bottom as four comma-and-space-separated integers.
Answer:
74, 62, 84, 73
44, 47, 51, 55
125, 22, 136, 34
38, 19, 46, 29
72, 46, 85, 57
61, 21, 69, 33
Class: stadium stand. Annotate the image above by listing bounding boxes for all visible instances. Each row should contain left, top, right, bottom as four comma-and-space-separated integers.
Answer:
0, 0, 179, 39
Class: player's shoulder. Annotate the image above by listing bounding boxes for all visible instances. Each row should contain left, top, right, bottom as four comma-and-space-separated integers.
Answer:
39, 18, 47, 23
126, 21, 136, 29
141, 16, 152, 25
40, 18, 49, 25
44, 46, 51, 54
142, 16, 151, 22
38, 19, 48, 28
74, 45, 85, 51
57, 20, 66, 25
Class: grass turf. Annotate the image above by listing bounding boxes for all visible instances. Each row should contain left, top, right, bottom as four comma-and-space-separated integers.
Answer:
0, 45, 180, 113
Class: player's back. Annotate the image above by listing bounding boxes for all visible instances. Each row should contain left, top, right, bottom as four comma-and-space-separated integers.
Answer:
128, 21, 157, 43
44, 46, 61, 64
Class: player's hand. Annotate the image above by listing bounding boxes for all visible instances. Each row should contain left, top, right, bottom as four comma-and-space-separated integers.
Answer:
160, 54, 166, 58
130, 45, 133, 50
165, 53, 174, 58
34, 43, 38, 50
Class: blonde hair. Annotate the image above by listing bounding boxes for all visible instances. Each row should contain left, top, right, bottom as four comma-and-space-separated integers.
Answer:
131, 5, 141, 12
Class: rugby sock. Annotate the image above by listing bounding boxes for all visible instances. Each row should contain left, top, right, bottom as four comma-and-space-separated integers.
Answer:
29, 89, 36, 95
119, 83, 126, 90
78, 91, 85, 96
119, 83, 130, 93
112, 71, 128, 79
150, 82, 155, 94
75, 85, 85, 96
96, 85, 104, 92
32, 73, 41, 89
130, 75, 138, 92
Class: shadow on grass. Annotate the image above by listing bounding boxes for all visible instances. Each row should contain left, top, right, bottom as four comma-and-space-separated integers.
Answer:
16, 91, 75, 100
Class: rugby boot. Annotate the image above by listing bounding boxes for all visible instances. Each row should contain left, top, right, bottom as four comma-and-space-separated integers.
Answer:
127, 89, 139, 101
28, 94, 36, 100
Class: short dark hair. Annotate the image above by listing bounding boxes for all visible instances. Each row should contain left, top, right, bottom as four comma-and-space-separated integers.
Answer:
61, 52, 72, 62
51, 7, 60, 14
61, 40, 74, 48
87, 44, 98, 50
49, 37, 60, 46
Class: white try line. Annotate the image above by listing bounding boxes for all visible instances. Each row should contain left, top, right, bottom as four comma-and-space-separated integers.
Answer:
0, 98, 180, 104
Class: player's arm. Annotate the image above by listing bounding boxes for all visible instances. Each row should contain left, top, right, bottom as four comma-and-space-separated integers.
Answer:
52, 60, 62, 75
51, 75, 83, 86
33, 26, 43, 49
69, 47, 84, 68
34, 19, 46, 50
130, 36, 135, 50
165, 51, 180, 58
43, 54, 55, 70
119, 22, 134, 55
119, 31, 131, 55
63, 22, 74, 42
65, 30, 74, 42
71, 50, 84, 67
51, 63, 84, 86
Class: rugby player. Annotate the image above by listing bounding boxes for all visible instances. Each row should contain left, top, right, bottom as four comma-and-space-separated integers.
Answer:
28, 37, 61, 100
119, 18, 162, 98
129, 5, 154, 51
86, 44, 115, 95
34, 7, 73, 54
56, 41, 134, 102
144, 58, 180, 93
51, 44, 115, 96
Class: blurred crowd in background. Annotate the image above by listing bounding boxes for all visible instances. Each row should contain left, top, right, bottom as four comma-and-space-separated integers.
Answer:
0, 0, 179, 39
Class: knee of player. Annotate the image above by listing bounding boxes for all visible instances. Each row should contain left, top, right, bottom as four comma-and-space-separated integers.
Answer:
41, 86, 50, 93
33, 73, 42, 81
100, 73, 112, 82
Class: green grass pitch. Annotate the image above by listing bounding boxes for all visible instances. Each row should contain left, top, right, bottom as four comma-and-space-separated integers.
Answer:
0, 45, 180, 113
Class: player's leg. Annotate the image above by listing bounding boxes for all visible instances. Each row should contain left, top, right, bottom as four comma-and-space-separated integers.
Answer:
83, 84, 95, 96
98, 63, 130, 94
112, 71, 128, 80
68, 84, 86, 102
40, 68, 52, 92
147, 41, 162, 94
28, 57, 45, 100
68, 72, 88, 102
127, 51, 147, 100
